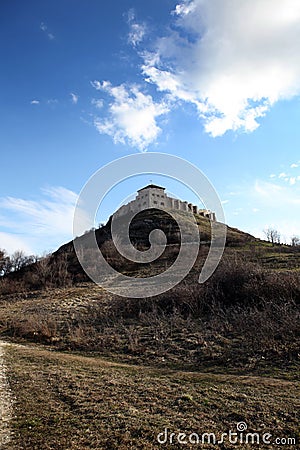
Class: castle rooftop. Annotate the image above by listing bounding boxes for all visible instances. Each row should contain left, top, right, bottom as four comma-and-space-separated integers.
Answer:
137, 184, 165, 192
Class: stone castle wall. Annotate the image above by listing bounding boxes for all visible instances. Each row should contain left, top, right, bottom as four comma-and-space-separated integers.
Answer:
114, 186, 216, 221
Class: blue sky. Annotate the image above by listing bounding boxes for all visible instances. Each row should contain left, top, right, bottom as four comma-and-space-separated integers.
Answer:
1, 0, 300, 255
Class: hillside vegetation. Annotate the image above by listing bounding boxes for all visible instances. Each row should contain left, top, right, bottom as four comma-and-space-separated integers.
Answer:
0, 209, 299, 371
0, 210, 299, 449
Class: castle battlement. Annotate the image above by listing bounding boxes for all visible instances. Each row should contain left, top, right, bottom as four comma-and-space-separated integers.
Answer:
114, 185, 216, 221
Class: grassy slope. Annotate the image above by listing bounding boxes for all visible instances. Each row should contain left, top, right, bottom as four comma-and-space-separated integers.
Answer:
1, 213, 299, 448
4, 342, 299, 450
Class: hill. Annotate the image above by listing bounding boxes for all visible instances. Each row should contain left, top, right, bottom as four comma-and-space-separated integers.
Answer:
0, 209, 299, 448
0, 208, 299, 367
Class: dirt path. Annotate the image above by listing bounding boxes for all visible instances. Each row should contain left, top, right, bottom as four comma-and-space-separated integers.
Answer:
5, 339, 299, 387
0, 341, 12, 447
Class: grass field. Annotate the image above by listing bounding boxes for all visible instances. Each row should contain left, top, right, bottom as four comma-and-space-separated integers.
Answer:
2, 341, 299, 449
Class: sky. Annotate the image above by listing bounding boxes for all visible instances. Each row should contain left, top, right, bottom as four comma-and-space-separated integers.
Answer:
1, 0, 300, 255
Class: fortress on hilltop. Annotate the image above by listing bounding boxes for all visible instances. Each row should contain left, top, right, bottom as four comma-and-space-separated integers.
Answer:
114, 184, 216, 221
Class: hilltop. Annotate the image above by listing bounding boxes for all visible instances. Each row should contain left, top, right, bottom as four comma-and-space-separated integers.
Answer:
3, 208, 299, 290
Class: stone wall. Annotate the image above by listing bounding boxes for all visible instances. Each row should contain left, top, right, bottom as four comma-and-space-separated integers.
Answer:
114, 186, 216, 221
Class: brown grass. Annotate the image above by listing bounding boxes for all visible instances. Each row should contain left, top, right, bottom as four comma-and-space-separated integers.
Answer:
0, 253, 299, 374
3, 341, 299, 449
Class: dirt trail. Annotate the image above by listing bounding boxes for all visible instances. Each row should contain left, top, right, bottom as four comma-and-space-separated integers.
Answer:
6, 340, 298, 388
0, 341, 12, 447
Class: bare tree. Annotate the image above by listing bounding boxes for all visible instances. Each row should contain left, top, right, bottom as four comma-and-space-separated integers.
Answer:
291, 235, 300, 247
35, 254, 53, 288
264, 227, 281, 245
10, 250, 26, 271
56, 253, 72, 286
9, 251, 37, 272
0, 249, 10, 275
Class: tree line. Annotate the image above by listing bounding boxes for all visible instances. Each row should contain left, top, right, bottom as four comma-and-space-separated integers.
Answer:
263, 228, 300, 246
0, 249, 38, 275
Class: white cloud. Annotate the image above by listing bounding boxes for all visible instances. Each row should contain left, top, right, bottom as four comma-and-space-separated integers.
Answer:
47, 98, 58, 105
0, 232, 33, 255
278, 172, 287, 178
70, 92, 79, 104
141, 0, 300, 136
30, 100, 40, 105
92, 81, 169, 151
273, 163, 300, 185
254, 180, 300, 206
90, 80, 102, 90
40, 22, 55, 40
40, 22, 47, 32
91, 98, 104, 109
0, 187, 78, 255
127, 9, 146, 47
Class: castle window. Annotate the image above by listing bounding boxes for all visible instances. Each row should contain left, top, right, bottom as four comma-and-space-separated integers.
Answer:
143, 202, 146, 205
161, 202, 164, 206
154, 201, 158, 204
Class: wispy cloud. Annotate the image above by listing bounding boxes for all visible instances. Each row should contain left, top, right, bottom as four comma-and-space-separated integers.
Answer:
278, 172, 287, 179
40, 22, 55, 40
70, 92, 79, 104
47, 98, 58, 106
90, 80, 102, 90
254, 180, 300, 206
0, 232, 33, 255
30, 99, 59, 107
91, 98, 104, 109
223, 162, 300, 241
291, 162, 299, 168
92, 81, 169, 151
127, 9, 146, 47
0, 187, 78, 255
138, 0, 300, 137
269, 162, 300, 185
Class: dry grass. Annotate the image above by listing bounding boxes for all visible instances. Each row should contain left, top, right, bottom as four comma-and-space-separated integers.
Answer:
0, 260, 299, 374
0, 246, 299, 448
3, 341, 299, 449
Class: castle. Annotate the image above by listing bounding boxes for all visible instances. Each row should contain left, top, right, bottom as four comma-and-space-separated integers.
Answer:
114, 184, 216, 221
